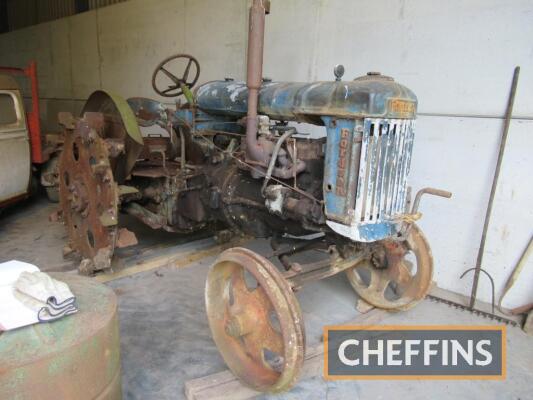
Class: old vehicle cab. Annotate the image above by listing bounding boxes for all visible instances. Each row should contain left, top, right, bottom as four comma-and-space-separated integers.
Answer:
0, 62, 63, 207
0, 74, 31, 207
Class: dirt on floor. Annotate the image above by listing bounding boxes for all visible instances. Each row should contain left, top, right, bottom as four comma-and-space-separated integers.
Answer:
2, 196, 532, 400
0, 195, 211, 272
0, 196, 75, 271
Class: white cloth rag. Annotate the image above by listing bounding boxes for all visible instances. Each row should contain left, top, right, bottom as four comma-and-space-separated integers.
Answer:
14, 271, 78, 323
0, 261, 78, 330
15, 271, 75, 306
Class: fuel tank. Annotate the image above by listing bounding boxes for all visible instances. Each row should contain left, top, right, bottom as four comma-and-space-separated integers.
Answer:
0, 273, 121, 400
195, 73, 417, 124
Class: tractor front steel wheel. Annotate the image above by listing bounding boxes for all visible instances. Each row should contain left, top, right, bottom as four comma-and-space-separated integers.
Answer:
346, 224, 433, 311
205, 247, 305, 393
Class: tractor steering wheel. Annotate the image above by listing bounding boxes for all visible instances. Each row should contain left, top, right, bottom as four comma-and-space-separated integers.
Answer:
152, 54, 200, 98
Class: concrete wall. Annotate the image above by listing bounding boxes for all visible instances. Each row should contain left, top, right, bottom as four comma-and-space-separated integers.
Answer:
0, 0, 531, 309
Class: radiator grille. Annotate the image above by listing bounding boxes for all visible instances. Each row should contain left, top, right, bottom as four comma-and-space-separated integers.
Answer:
354, 118, 415, 223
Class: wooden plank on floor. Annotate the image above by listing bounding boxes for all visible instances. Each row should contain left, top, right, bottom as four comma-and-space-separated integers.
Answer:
94, 237, 249, 283
184, 308, 390, 400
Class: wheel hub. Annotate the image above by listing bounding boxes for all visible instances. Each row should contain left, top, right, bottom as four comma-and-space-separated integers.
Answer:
346, 224, 433, 311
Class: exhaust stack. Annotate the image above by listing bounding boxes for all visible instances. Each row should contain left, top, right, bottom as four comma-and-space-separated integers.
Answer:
245, 0, 269, 164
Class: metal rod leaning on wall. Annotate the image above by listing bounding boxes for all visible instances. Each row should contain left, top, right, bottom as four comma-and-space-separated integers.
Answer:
469, 66, 520, 309
497, 235, 533, 314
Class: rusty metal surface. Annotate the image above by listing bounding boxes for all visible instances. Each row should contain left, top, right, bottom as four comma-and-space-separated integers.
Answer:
286, 250, 368, 290
214, 163, 312, 238
345, 223, 433, 311
82, 91, 144, 183
138, 136, 173, 160
130, 166, 176, 178
206, 247, 305, 393
127, 97, 168, 127
0, 273, 121, 400
58, 115, 120, 273
245, 0, 269, 165
50, 1, 447, 394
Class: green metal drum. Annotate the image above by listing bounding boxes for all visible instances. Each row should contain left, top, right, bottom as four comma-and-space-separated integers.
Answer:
0, 273, 121, 400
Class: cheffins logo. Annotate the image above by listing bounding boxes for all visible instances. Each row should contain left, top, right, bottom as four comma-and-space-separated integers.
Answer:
324, 326, 505, 379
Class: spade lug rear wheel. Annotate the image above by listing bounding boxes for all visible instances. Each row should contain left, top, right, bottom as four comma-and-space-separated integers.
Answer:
58, 115, 120, 274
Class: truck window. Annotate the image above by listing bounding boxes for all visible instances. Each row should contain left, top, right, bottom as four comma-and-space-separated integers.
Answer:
0, 93, 19, 126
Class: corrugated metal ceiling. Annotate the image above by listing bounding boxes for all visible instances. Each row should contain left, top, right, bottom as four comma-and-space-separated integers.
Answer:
3, 0, 129, 32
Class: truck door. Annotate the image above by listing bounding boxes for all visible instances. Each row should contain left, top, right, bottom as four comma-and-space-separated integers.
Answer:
0, 89, 31, 205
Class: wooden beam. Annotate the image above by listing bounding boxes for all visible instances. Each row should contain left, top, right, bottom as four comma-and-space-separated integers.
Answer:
94, 237, 248, 283
184, 308, 390, 400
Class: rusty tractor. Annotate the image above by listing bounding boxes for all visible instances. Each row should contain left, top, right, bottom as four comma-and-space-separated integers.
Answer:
57, 0, 451, 393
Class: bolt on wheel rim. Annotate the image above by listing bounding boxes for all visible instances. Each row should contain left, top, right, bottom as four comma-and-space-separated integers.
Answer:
205, 247, 305, 393
346, 224, 433, 311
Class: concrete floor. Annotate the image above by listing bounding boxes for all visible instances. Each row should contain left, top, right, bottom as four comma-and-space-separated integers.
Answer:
1, 197, 532, 400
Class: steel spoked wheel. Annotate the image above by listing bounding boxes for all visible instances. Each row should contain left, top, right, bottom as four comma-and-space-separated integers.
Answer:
59, 117, 119, 272
346, 224, 433, 311
205, 247, 305, 393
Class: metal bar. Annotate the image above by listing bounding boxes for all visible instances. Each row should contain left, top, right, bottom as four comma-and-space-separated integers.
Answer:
417, 112, 533, 121
469, 66, 520, 309
268, 236, 326, 258
287, 253, 367, 288
364, 121, 380, 221
383, 121, 397, 217
427, 294, 519, 327
394, 121, 407, 213
372, 121, 387, 219
411, 187, 452, 214
398, 121, 414, 213
368, 122, 379, 219
283, 258, 330, 279
461, 267, 496, 314
26, 61, 43, 163
497, 235, 533, 313
400, 121, 412, 209
391, 121, 407, 214
378, 120, 392, 218
406, 121, 416, 206
387, 122, 402, 216
354, 119, 371, 221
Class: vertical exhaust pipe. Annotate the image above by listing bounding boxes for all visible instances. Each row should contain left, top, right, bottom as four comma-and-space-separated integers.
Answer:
245, 0, 269, 164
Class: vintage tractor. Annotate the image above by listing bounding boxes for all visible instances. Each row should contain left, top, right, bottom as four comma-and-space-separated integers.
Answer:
57, 0, 451, 393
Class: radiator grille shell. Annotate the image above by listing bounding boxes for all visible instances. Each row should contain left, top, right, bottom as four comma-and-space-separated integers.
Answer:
326, 118, 415, 242
355, 118, 415, 223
